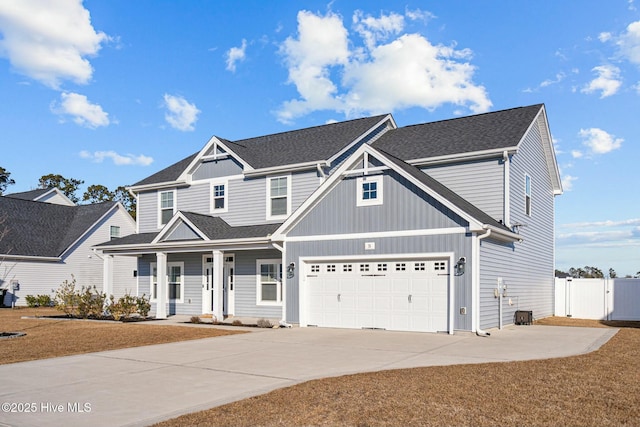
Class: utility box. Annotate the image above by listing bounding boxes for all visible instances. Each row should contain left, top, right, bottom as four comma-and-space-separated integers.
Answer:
514, 310, 533, 325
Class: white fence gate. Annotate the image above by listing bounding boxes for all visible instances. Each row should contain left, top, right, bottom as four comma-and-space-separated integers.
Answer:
555, 278, 640, 320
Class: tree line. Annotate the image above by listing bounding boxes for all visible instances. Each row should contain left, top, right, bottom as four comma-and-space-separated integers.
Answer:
0, 167, 136, 219
556, 266, 640, 279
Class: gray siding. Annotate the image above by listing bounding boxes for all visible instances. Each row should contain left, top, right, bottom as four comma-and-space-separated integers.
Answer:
479, 121, 555, 329
164, 222, 200, 241
4, 209, 137, 306
233, 249, 282, 318
289, 170, 468, 237
291, 171, 321, 212
138, 249, 283, 318
423, 159, 504, 222
137, 191, 158, 233
176, 182, 209, 215
286, 233, 473, 330
192, 157, 243, 181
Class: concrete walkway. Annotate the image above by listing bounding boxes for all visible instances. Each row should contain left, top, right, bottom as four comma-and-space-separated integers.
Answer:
0, 325, 616, 427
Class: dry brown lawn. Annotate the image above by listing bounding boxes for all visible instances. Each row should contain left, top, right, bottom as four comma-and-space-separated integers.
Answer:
0, 307, 244, 365
154, 317, 640, 427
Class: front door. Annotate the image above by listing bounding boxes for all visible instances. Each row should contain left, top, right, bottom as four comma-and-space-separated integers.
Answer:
202, 256, 214, 314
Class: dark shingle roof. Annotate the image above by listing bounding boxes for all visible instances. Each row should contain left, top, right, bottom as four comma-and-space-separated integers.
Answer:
133, 152, 198, 187
96, 232, 158, 247
372, 105, 542, 160
0, 197, 116, 257
5, 189, 51, 201
182, 212, 281, 240
132, 115, 388, 186
376, 148, 510, 232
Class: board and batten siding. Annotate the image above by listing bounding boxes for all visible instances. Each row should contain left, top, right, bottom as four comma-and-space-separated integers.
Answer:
289, 170, 468, 237
422, 159, 504, 223
138, 249, 283, 318
479, 120, 555, 329
4, 209, 137, 306
285, 234, 473, 329
191, 157, 243, 181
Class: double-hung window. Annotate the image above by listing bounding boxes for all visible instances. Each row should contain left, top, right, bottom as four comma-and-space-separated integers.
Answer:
159, 190, 175, 226
211, 181, 228, 213
110, 225, 120, 240
525, 174, 532, 216
150, 262, 184, 303
256, 259, 282, 305
356, 175, 383, 206
267, 176, 290, 219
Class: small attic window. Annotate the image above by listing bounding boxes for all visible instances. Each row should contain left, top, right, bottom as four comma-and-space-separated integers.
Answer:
357, 176, 383, 207
110, 226, 120, 240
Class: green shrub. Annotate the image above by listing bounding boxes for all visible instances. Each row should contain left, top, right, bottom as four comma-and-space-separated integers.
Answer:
55, 277, 80, 316
107, 294, 137, 321
36, 294, 53, 307
136, 294, 151, 318
25, 295, 39, 308
77, 286, 106, 319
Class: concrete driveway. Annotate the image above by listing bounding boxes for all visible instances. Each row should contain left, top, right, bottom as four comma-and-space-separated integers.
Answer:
0, 325, 616, 427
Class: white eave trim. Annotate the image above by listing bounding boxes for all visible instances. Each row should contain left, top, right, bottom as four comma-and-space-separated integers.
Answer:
177, 135, 254, 183
128, 180, 188, 193
152, 212, 209, 243
327, 114, 396, 165
407, 147, 519, 167
98, 236, 274, 254
244, 160, 329, 178
0, 254, 61, 262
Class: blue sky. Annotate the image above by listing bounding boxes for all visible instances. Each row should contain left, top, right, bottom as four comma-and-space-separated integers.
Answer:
0, 0, 638, 276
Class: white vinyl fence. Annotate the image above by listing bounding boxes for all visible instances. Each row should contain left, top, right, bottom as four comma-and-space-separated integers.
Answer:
555, 278, 640, 320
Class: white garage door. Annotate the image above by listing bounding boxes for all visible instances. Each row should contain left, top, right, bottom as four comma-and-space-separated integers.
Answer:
305, 259, 449, 333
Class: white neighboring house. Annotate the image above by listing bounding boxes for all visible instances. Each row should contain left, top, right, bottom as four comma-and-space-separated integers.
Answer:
0, 189, 137, 306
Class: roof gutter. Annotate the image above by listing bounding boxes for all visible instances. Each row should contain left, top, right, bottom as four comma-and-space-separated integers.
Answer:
0, 254, 61, 262
243, 160, 329, 178
408, 147, 519, 167
128, 181, 189, 193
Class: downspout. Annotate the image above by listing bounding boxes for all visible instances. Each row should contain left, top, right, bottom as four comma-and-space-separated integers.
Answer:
271, 242, 291, 327
503, 151, 511, 228
316, 163, 326, 182
474, 228, 492, 337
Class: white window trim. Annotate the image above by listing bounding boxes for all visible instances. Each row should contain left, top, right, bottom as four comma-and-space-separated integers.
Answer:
150, 261, 184, 303
256, 259, 283, 306
356, 175, 383, 207
110, 225, 121, 240
157, 189, 177, 228
210, 180, 229, 213
266, 175, 291, 220
525, 174, 532, 217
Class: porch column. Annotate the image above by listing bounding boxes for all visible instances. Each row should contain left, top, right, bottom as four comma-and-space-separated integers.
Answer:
102, 254, 114, 297
156, 252, 168, 319
212, 250, 224, 321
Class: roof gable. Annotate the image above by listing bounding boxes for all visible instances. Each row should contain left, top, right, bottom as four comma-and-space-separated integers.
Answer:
274, 144, 517, 241
6, 188, 75, 206
0, 197, 118, 258
131, 115, 393, 188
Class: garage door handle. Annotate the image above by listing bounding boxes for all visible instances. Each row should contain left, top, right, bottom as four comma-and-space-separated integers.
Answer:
337, 293, 341, 302
408, 294, 412, 303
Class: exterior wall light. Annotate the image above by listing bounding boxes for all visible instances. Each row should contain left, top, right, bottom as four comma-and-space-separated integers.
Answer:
287, 262, 295, 279
455, 257, 466, 276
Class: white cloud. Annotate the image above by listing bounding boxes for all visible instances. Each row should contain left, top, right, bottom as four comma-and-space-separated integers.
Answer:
0, 0, 109, 89
616, 20, 640, 65
80, 150, 153, 166
226, 39, 247, 72
578, 127, 623, 154
276, 9, 491, 123
581, 65, 622, 98
598, 32, 612, 42
561, 174, 577, 191
162, 94, 200, 131
563, 218, 640, 228
404, 8, 435, 23
51, 92, 110, 128
571, 150, 583, 158
540, 72, 566, 87
353, 10, 405, 50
